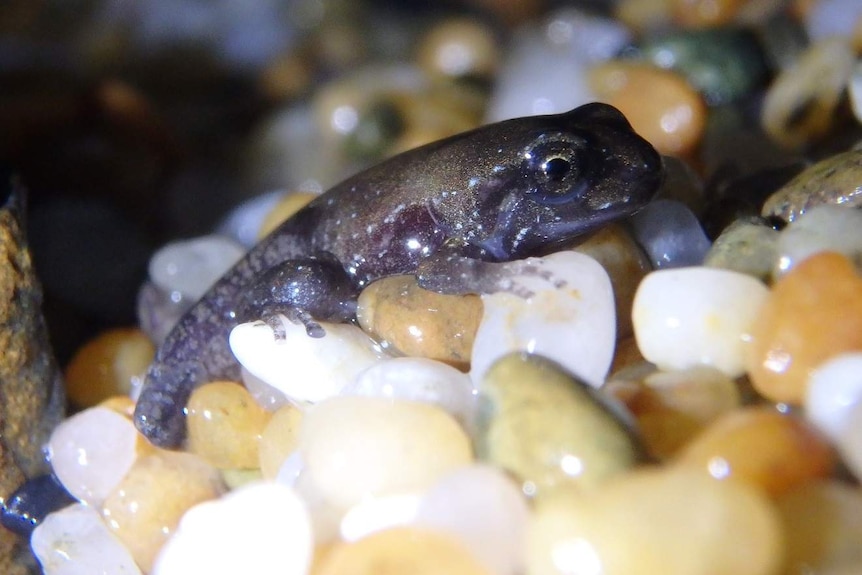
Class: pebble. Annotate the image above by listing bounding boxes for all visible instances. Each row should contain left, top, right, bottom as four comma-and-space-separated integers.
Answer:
588, 61, 707, 156
526, 468, 782, 575
760, 37, 856, 149
241, 367, 291, 411
775, 205, 862, 278
215, 190, 284, 248
100, 451, 225, 572
258, 404, 304, 480
627, 199, 712, 268
31, 503, 142, 575
835, 401, 862, 481
851, 60, 862, 124
414, 464, 529, 575
470, 251, 616, 389
299, 396, 472, 509
356, 275, 482, 369
670, 0, 744, 28
675, 406, 835, 497
477, 353, 643, 496
63, 328, 155, 408
745, 252, 862, 404
544, 8, 632, 64
415, 17, 500, 82
186, 381, 273, 469
152, 481, 312, 575
703, 217, 779, 281
148, 234, 245, 304
339, 494, 421, 542
47, 406, 151, 506
806, 353, 862, 441
776, 480, 862, 573
762, 149, 862, 224
804, 0, 862, 42
314, 527, 491, 575
0, 474, 75, 537
342, 358, 477, 432
632, 266, 769, 378
229, 317, 389, 404
257, 191, 317, 240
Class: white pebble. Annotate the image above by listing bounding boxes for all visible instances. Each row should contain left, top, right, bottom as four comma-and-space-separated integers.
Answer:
544, 8, 631, 63
632, 267, 769, 378
230, 317, 390, 404
340, 494, 421, 542
241, 367, 291, 411
471, 251, 616, 388
47, 407, 141, 506
415, 464, 530, 575
149, 235, 245, 302
343, 357, 477, 431
835, 402, 862, 482
31, 503, 141, 575
851, 60, 862, 125
806, 353, 862, 441
804, 0, 862, 42
216, 189, 285, 247
775, 205, 862, 278
152, 482, 312, 575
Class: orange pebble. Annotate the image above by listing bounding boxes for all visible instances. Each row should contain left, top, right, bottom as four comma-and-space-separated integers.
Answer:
671, 0, 742, 27
64, 328, 155, 408
258, 191, 317, 239
98, 395, 137, 418
588, 61, 706, 157
746, 252, 862, 404
675, 406, 835, 497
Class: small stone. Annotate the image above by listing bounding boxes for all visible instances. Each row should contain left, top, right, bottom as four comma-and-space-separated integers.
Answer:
471, 251, 616, 389
670, 0, 744, 27
416, 17, 500, 82
415, 464, 529, 575
357, 275, 482, 369
300, 396, 472, 509
339, 494, 421, 542
526, 468, 782, 575
703, 217, 779, 281
186, 381, 273, 469
762, 150, 862, 224
101, 451, 224, 572
850, 60, 862, 124
632, 266, 769, 378
258, 404, 304, 480
545, 8, 632, 64
761, 37, 855, 149
257, 191, 317, 240
835, 401, 862, 481
229, 317, 389, 404
477, 353, 643, 496
152, 482, 312, 575
806, 353, 862, 441
627, 199, 712, 268
0, 474, 75, 538
31, 503, 142, 575
776, 481, 862, 573
588, 61, 707, 156
314, 527, 492, 575
675, 406, 835, 497
804, 0, 862, 41
47, 406, 151, 506
242, 368, 291, 411
148, 234, 245, 304
64, 328, 155, 408
745, 252, 862, 404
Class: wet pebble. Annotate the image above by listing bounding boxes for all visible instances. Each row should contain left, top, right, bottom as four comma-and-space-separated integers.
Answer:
834, 400, 862, 481
806, 353, 862, 441
0, 474, 75, 538
628, 199, 712, 268
152, 482, 312, 575
339, 494, 421, 542
299, 396, 472, 509
356, 275, 482, 369
471, 251, 616, 389
258, 404, 304, 480
477, 353, 643, 496
257, 191, 317, 240
851, 59, 862, 124
703, 217, 779, 281
148, 234, 245, 303
632, 266, 769, 378
774, 205, 862, 278
415, 17, 500, 82
745, 252, 862, 404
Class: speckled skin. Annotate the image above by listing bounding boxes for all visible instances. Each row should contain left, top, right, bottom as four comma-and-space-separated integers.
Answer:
134, 103, 663, 447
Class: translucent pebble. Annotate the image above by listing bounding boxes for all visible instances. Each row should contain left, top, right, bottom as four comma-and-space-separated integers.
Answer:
851, 60, 862, 124
632, 266, 769, 378
628, 200, 712, 269
544, 8, 632, 63
804, 0, 862, 41
258, 404, 304, 480
152, 482, 312, 575
31, 503, 142, 575
416, 17, 500, 81
340, 494, 421, 542
471, 251, 616, 389
775, 205, 862, 278
241, 367, 291, 410
215, 189, 284, 247
148, 234, 245, 302
703, 218, 779, 282
316, 527, 492, 575
299, 396, 472, 509
527, 468, 782, 575
415, 464, 529, 575
806, 353, 862, 441
101, 451, 224, 572
47, 406, 150, 506
229, 317, 390, 404
343, 358, 476, 432
835, 401, 862, 481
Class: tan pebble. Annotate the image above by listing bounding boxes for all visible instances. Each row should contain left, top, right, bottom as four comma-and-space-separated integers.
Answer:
615, 0, 674, 33
570, 223, 651, 339
258, 404, 305, 480
300, 396, 472, 509
671, 0, 743, 27
854, 14, 862, 53
357, 275, 482, 370
527, 467, 782, 575
675, 406, 835, 497
588, 61, 706, 157
416, 17, 500, 81
314, 527, 491, 575
259, 52, 313, 102
219, 467, 263, 490
776, 480, 862, 572
186, 381, 273, 469
101, 450, 224, 572
64, 328, 154, 408
258, 191, 317, 239
98, 395, 137, 418
745, 252, 862, 403
761, 37, 855, 149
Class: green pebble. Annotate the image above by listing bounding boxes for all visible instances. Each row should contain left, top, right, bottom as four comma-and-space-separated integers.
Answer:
704, 218, 779, 282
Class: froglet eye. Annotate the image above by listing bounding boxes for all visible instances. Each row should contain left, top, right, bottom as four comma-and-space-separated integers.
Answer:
541, 155, 573, 182
524, 134, 590, 205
